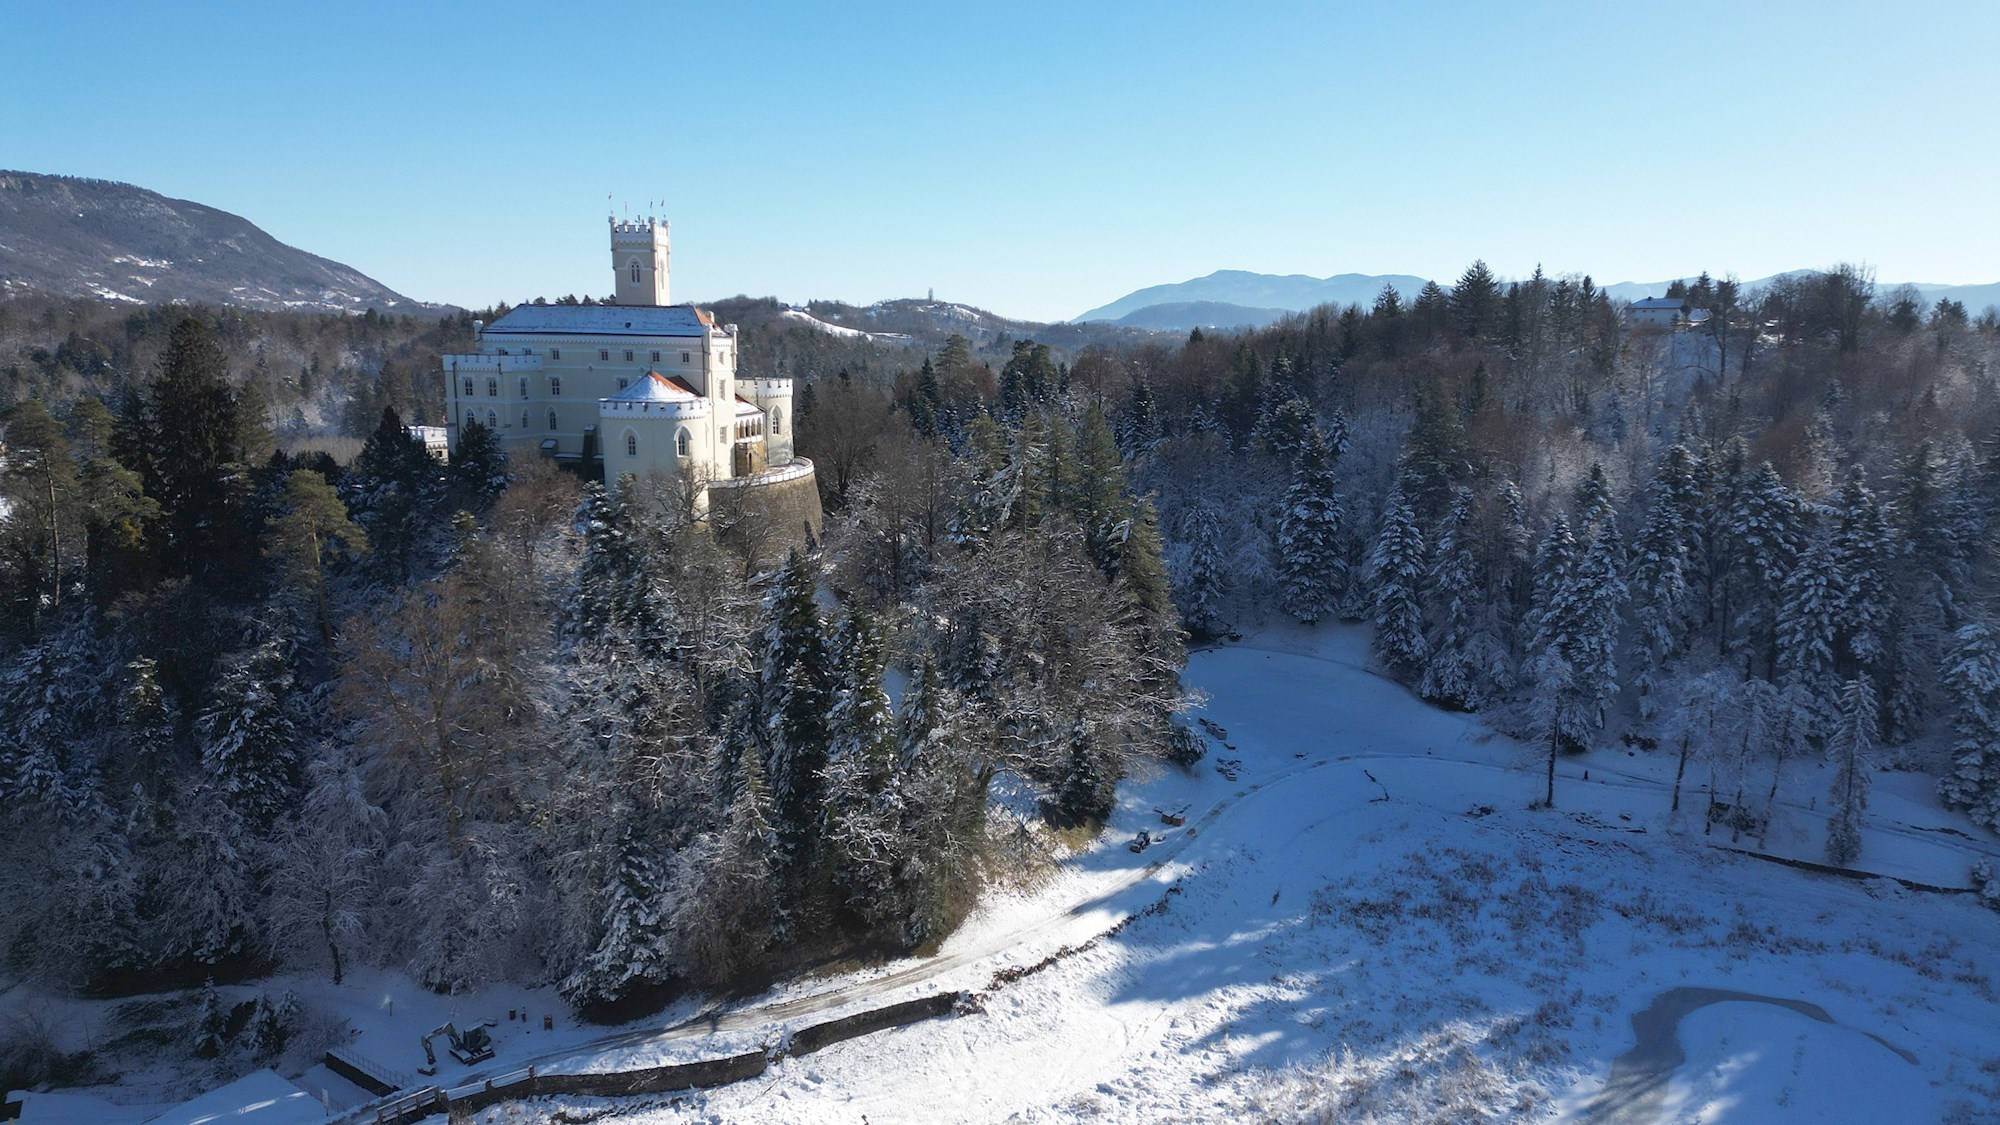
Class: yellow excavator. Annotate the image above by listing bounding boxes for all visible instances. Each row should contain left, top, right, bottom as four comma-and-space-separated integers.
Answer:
417, 1022, 495, 1075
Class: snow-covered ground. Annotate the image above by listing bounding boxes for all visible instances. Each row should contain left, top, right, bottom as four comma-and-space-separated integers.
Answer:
19, 625, 2000, 1123
472, 625, 2000, 1123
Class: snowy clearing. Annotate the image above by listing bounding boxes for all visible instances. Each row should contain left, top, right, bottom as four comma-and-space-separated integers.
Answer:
460, 625, 2000, 1124
22, 626, 2000, 1124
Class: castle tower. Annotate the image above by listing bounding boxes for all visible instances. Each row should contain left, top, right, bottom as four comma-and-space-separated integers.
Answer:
610, 216, 670, 306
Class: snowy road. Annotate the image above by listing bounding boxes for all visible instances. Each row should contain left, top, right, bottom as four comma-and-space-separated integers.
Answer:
1582, 987, 1919, 1125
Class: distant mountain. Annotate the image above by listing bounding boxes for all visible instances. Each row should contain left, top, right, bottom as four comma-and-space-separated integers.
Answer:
1082, 268, 2000, 332
1105, 300, 1293, 331
1074, 269, 1434, 325
0, 170, 434, 314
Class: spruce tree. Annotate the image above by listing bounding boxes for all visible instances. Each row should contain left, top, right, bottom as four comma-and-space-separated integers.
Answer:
1826, 676, 1875, 866
1421, 489, 1503, 710
1776, 528, 1842, 707
1368, 489, 1427, 678
564, 829, 675, 1005
1632, 446, 1695, 719
1176, 501, 1230, 637
1277, 429, 1345, 625
823, 610, 905, 933
198, 638, 303, 831
760, 550, 833, 871
1940, 622, 2000, 829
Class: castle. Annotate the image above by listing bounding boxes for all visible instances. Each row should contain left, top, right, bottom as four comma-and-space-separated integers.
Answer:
440, 217, 806, 505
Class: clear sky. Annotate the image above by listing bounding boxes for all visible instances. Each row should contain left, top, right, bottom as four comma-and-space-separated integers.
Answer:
3, 1, 1996, 321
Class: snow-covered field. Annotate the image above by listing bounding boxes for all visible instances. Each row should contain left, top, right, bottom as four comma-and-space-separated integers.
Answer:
473, 626, 2000, 1123
17, 626, 2000, 1123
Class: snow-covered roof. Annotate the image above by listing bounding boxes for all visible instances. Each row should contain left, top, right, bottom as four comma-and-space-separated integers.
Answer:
734, 395, 763, 417
1629, 296, 1689, 310
483, 303, 714, 338
606, 372, 700, 402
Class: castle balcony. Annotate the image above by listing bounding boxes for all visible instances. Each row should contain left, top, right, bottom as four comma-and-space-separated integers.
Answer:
440, 353, 545, 372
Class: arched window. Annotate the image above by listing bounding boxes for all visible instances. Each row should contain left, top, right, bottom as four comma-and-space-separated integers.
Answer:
676, 427, 691, 457
486, 410, 498, 429
486, 377, 498, 397
519, 377, 528, 397
625, 431, 639, 457
547, 409, 558, 430
549, 376, 562, 396
771, 406, 784, 434
629, 258, 641, 284
521, 409, 530, 430
461, 376, 474, 397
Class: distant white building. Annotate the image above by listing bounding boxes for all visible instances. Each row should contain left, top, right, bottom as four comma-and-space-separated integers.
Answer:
439, 217, 798, 498
406, 424, 450, 460
1626, 295, 1711, 330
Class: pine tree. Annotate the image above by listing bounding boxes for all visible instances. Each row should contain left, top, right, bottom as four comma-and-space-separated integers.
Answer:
1117, 374, 1160, 458
266, 469, 370, 643
1940, 622, 2000, 829
1277, 430, 1346, 625
1527, 517, 1597, 753
1368, 489, 1427, 678
1826, 677, 1875, 866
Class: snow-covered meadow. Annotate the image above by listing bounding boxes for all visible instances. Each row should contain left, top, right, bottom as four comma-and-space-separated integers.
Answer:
471, 626, 2000, 1123
13, 625, 1999, 1124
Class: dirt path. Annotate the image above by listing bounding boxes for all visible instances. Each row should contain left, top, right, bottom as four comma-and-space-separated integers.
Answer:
1582, 986, 1917, 1124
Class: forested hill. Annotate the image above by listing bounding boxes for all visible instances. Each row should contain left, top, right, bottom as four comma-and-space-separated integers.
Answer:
0, 171, 434, 314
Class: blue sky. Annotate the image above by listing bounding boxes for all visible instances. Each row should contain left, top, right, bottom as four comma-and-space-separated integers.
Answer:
3, 1, 1996, 321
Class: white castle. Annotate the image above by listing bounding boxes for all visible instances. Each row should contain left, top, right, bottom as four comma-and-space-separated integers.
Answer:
440, 217, 799, 499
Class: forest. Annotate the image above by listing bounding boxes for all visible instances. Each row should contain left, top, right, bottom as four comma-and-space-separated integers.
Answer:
4, 261, 2000, 1077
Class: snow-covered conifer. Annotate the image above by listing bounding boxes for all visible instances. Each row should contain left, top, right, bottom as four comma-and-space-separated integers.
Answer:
1826, 676, 1876, 866
1940, 622, 2000, 829
1368, 489, 1427, 678
1420, 489, 1505, 710
198, 638, 303, 830
1277, 431, 1345, 625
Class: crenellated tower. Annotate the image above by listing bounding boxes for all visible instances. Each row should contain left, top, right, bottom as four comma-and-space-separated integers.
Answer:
610, 215, 670, 306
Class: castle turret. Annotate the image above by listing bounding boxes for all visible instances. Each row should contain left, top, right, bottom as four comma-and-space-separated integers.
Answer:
610, 216, 670, 306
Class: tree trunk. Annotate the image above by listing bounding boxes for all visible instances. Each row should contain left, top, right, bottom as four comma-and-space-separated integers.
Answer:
1672, 731, 1690, 812
1546, 725, 1557, 808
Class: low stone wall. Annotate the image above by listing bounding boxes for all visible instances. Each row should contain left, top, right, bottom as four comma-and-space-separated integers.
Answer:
350, 989, 963, 1125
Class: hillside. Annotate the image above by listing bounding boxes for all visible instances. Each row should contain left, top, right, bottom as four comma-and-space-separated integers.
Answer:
1105, 299, 1292, 331
0, 171, 433, 314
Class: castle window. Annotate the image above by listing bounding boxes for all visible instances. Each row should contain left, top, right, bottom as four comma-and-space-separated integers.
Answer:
550, 376, 562, 396
462, 377, 474, 397
629, 259, 641, 284
486, 377, 498, 397
521, 409, 530, 430
519, 377, 528, 397
548, 409, 558, 430
676, 427, 690, 457
651, 350, 661, 363
617, 377, 629, 390
624, 350, 634, 362
551, 348, 560, 360
599, 349, 609, 361
625, 432, 638, 457
681, 351, 691, 363
771, 406, 783, 434
486, 410, 498, 429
